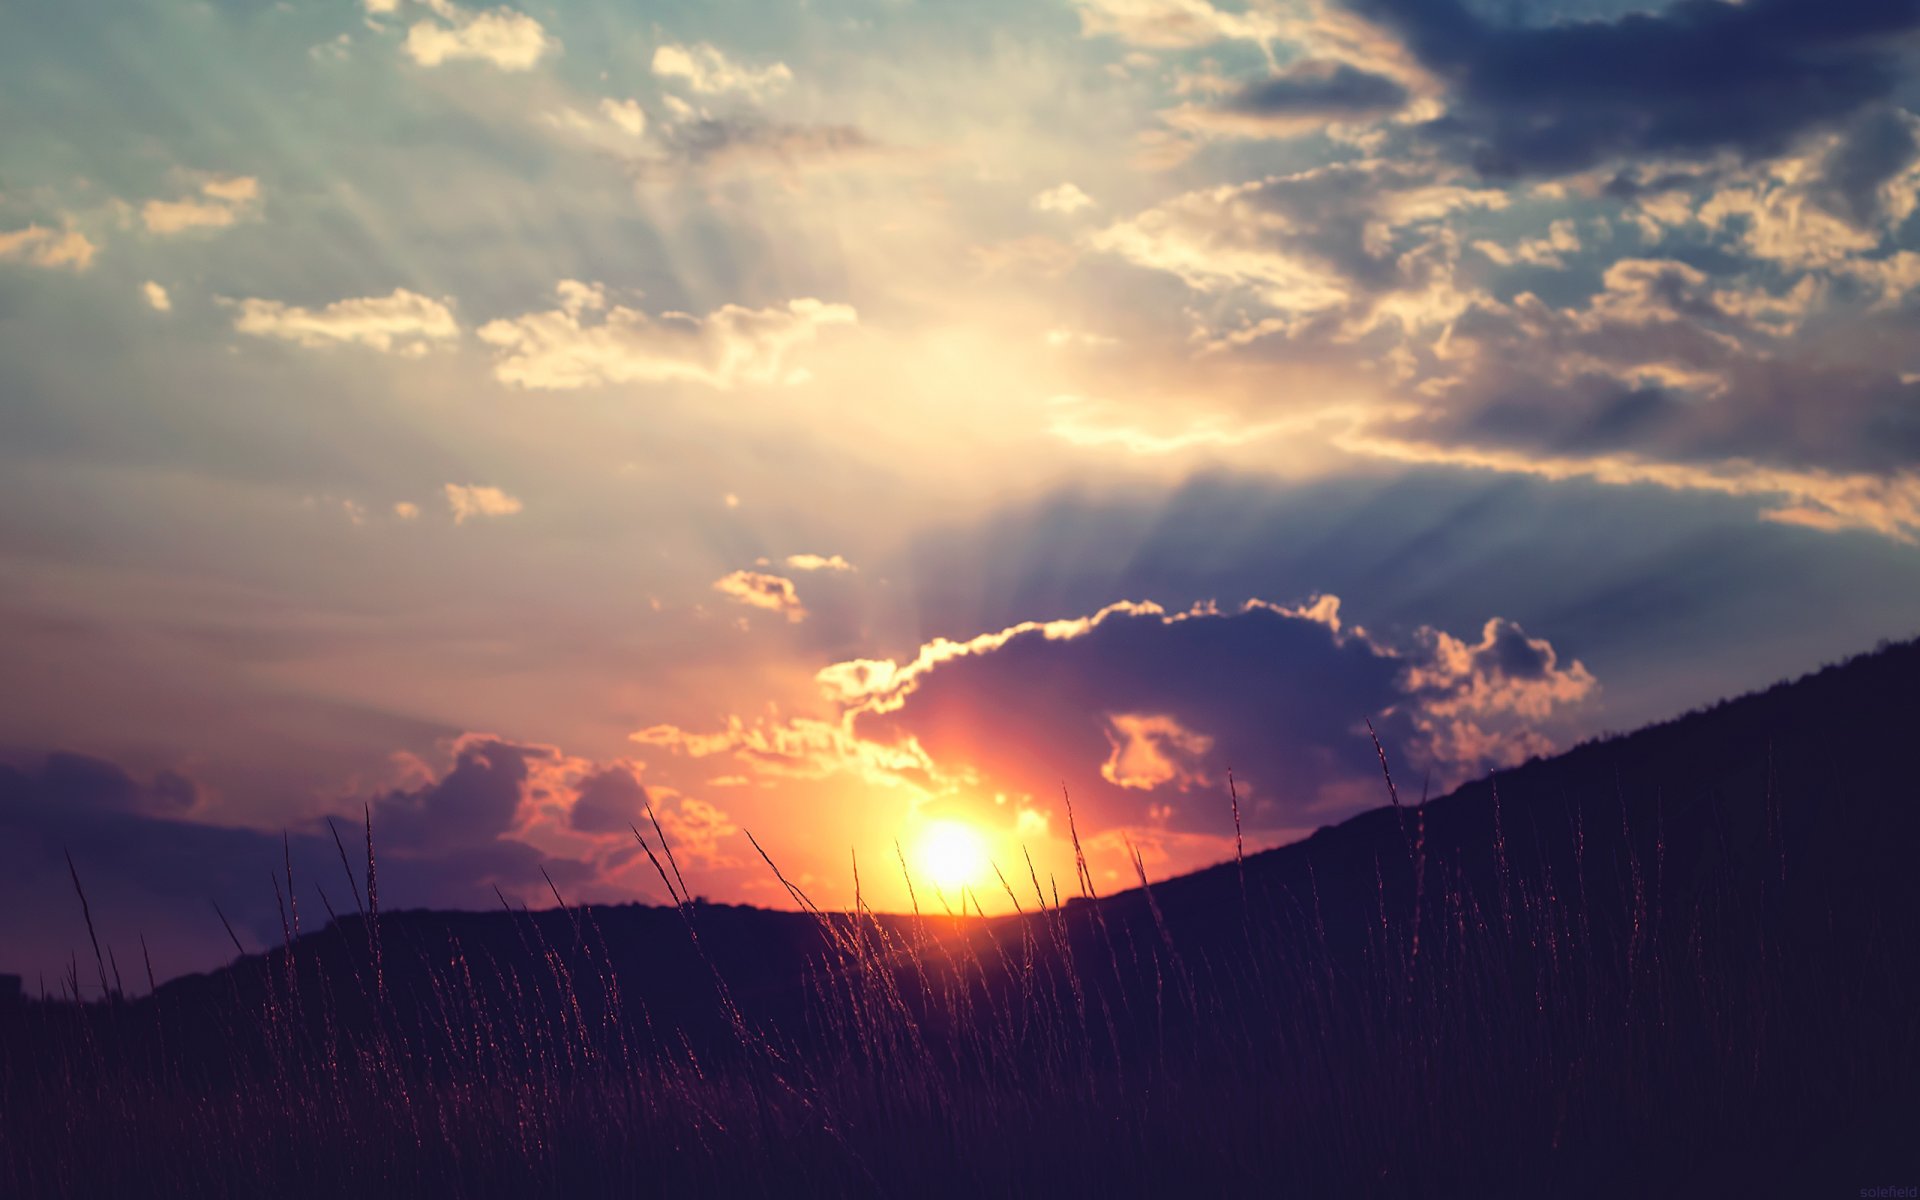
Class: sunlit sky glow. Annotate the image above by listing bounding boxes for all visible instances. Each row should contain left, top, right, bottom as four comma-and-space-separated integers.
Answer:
3, 0, 1919, 984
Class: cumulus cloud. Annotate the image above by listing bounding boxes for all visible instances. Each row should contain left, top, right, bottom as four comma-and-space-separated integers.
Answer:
141, 175, 259, 235
142, 281, 172, 311
230, 288, 459, 353
403, 0, 553, 70
443, 483, 523, 523
1033, 183, 1096, 215
567, 764, 650, 834
712, 570, 807, 622
0, 223, 97, 271
644, 596, 1596, 841
478, 284, 855, 390
651, 41, 792, 97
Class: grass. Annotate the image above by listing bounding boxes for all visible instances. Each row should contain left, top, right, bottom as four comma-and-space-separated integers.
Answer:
2, 706, 1916, 1197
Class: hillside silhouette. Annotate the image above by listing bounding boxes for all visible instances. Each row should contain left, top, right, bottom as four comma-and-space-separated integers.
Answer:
4, 639, 1918, 1196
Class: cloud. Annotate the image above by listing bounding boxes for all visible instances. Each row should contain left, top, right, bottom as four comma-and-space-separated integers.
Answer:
1033, 183, 1096, 215
1341, 0, 1920, 177
478, 285, 856, 390
403, 0, 553, 70
566, 765, 649, 834
600, 97, 646, 137
0, 223, 98, 271
1170, 59, 1412, 138
1093, 159, 1503, 333
1046, 394, 1325, 456
648, 596, 1594, 841
651, 42, 792, 98
141, 176, 260, 235
393, 501, 421, 520
1070, 0, 1282, 48
712, 570, 807, 622
1340, 432, 1920, 545
443, 484, 523, 523
142, 281, 172, 311
1471, 219, 1580, 269
638, 116, 893, 179
0, 738, 626, 985
230, 288, 459, 353
1101, 713, 1214, 790
784, 554, 854, 573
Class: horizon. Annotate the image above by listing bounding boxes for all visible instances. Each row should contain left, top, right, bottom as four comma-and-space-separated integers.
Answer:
5, 0, 1920, 990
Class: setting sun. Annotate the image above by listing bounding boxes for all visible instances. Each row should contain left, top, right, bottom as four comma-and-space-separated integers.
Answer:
913, 819, 990, 897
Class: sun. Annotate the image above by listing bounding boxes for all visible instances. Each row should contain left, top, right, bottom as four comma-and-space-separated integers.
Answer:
914, 819, 990, 896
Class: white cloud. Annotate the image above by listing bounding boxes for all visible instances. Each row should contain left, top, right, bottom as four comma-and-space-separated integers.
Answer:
444, 483, 523, 523
393, 501, 421, 520
404, 2, 553, 71
1070, 0, 1281, 48
600, 97, 646, 137
141, 175, 260, 235
712, 570, 807, 621
651, 42, 792, 97
478, 284, 856, 390
142, 281, 172, 312
231, 288, 460, 353
363, 0, 399, 12
0, 223, 97, 272
1033, 182, 1096, 215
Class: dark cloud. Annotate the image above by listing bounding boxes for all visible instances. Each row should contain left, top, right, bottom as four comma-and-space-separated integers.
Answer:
1815, 106, 1920, 225
366, 737, 545, 852
0, 741, 602, 990
569, 765, 650, 835
11, 752, 199, 816
1208, 59, 1411, 130
849, 599, 1593, 836
1377, 275, 1920, 481
1344, 0, 1920, 175
637, 118, 890, 180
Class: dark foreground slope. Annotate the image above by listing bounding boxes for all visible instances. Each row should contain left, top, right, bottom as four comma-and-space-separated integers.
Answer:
4, 641, 1918, 1197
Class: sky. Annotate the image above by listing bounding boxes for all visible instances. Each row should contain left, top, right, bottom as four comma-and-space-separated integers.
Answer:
3, 0, 1919, 989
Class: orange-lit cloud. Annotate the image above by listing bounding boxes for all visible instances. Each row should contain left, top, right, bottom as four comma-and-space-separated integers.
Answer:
0, 223, 95, 271
646, 595, 1595, 855
443, 483, 523, 523
712, 570, 808, 622
141, 175, 259, 235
